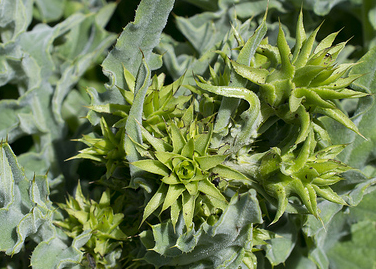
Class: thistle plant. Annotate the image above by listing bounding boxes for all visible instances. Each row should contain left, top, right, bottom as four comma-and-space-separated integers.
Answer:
230, 11, 368, 145
258, 138, 351, 223
196, 11, 368, 224
132, 104, 248, 230
3, 1, 376, 268
69, 117, 126, 179
55, 182, 127, 268
88, 67, 190, 136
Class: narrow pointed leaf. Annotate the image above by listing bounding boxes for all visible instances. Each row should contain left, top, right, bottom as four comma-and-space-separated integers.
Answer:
295, 105, 311, 145
312, 185, 346, 205
169, 122, 186, 154
161, 173, 180, 185
268, 182, 288, 224
185, 182, 199, 196
198, 178, 226, 202
323, 74, 364, 89
287, 130, 315, 173
194, 130, 212, 156
123, 64, 136, 92
295, 22, 322, 68
314, 29, 341, 54
212, 164, 252, 182
181, 139, 194, 158
131, 160, 170, 176
277, 22, 294, 77
312, 88, 368, 100
195, 155, 227, 171
170, 199, 182, 231
237, 14, 267, 65
310, 144, 347, 161
161, 185, 185, 213
293, 65, 326, 87
140, 124, 173, 152
231, 60, 269, 85
182, 192, 196, 229
196, 81, 260, 115
294, 88, 336, 108
292, 10, 306, 62
310, 63, 356, 87
142, 184, 168, 225
315, 107, 365, 139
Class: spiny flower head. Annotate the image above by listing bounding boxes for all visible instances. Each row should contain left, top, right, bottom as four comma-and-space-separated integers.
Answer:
258, 130, 351, 223
230, 11, 368, 145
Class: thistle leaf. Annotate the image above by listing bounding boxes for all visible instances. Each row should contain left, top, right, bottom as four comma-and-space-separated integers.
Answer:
315, 107, 365, 139
294, 22, 322, 68
311, 185, 346, 205
142, 184, 168, 225
292, 9, 306, 62
181, 139, 195, 158
161, 173, 181, 185
182, 192, 197, 230
195, 155, 227, 171
161, 185, 185, 213
314, 29, 342, 54
230, 60, 269, 85
312, 88, 368, 99
102, 0, 174, 91
131, 160, 170, 176
277, 22, 294, 77
198, 178, 227, 202
169, 121, 186, 154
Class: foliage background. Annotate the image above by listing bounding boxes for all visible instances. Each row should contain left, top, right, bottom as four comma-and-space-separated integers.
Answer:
0, 0, 375, 268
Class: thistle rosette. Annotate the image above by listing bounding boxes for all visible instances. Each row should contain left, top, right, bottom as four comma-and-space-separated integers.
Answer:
230, 11, 368, 145
88, 67, 190, 137
258, 130, 351, 223
131, 105, 248, 230
72, 68, 190, 178
69, 117, 125, 179
54, 183, 127, 268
